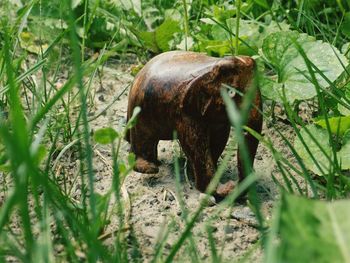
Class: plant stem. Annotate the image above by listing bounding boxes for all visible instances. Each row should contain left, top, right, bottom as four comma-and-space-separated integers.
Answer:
182, 0, 189, 50
82, 0, 88, 62
235, 0, 241, 56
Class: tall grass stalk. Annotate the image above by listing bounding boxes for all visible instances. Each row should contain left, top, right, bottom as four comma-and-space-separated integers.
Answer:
235, 0, 241, 56
182, 0, 189, 51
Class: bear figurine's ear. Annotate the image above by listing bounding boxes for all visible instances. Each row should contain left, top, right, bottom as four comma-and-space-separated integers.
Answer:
179, 71, 215, 117
179, 59, 238, 116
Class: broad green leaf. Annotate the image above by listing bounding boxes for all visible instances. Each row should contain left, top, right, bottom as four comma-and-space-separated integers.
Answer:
338, 102, 350, 116
197, 39, 234, 57
119, 0, 141, 16
344, 130, 350, 144
341, 12, 350, 38
338, 138, 350, 170
131, 0, 141, 17
338, 83, 350, 115
155, 19, 181, 51
342, 43, 350, 59
210, 19, 289, 56
142, 7, 163, 30
252, 0, 269, 9
315, 116, 350, 136
261, 31, 348, 103
71, 0, 82, 9
94, 127, 119, 145
259, 76, 282, 102
266, 193, 350, 263
176, 36, 194, 50
294, 124, 350, 175
138, 30, 158, 52
132, 19, 181, 53
211, 4, 237, 22
164, 8, 182, 22
294, 124, 332, 175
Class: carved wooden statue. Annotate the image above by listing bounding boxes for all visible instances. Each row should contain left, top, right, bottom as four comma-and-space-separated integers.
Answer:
126, 51, 262, 199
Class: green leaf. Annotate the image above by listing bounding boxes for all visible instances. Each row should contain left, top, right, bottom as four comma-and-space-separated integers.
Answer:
210, 19, 289, 56
127, 153, 136, 167
131, 19, 181, 53
118, 0, 141, 16
338, 83, 350, 115
341, 12, 350, 38
197, 39, 234, 57
34, 145, 47, 165
294, 124, 332, 175
252, 0, 269, 9
342, 42, 350, 59
155, 19, 180, 51
94, 127, 119, 145
259, 76, 282, 102
138, 30, 158, 52
261, 31, 348, 103
294, 124, 350, 175
343, 129, 350, 144
338, 138, 350, 170
126, 106, 141, 130
338, 102, 350, 116
0, 164, 10, 173
315, 116, 350, 136
267, 193, 350, 263
118, 162, 127, 174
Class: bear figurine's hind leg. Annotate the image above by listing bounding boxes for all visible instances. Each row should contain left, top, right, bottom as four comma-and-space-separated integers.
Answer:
209, 124, 235, 199
209, 124, 231, 166
237, 91, 263, 181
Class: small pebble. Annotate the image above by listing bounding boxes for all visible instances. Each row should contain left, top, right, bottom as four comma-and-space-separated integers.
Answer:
231, 206, 258, 226
224, 225, 239, 234
165, 192, 175, 202
199, 193, 216, 206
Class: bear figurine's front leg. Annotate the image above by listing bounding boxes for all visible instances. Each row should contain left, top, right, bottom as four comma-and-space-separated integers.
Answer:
130, 123, 160, 174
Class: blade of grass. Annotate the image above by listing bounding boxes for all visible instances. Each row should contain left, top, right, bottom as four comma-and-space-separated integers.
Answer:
2, 25, 34, 259
235, 0, 241, 55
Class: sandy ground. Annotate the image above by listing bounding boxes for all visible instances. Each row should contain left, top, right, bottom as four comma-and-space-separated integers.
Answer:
66, 59, 303, 263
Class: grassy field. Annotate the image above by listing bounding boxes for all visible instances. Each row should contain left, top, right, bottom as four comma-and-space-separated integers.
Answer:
0, 0, 350, 262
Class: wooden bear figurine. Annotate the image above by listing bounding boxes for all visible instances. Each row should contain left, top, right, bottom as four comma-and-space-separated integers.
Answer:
126, 51, 262, 199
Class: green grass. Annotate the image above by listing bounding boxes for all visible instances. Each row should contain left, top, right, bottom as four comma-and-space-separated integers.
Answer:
0, 0, 349, 262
